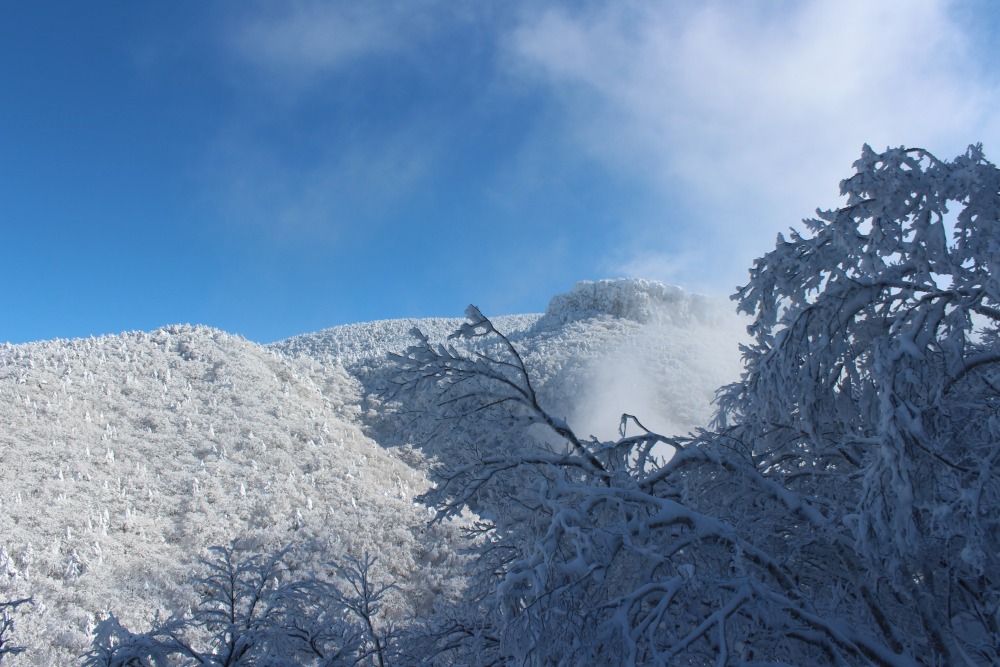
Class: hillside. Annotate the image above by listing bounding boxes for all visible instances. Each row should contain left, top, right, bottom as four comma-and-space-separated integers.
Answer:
0, 279, 746, 664
274, 279, 744, 442
0, 327, 467, 664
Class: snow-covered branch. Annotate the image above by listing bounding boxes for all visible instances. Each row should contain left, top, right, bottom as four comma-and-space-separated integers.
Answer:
388, 144, 1000, 666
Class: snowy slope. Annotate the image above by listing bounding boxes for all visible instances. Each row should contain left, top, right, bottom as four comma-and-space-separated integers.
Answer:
0, 279, 746, 664
0, 326, 466, 665
274, 279, 746, 442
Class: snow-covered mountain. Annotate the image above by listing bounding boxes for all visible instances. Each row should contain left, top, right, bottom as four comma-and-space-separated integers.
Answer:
274, 279, 744, 442
0, 279, 746, 665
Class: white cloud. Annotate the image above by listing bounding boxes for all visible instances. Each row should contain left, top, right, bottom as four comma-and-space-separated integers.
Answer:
508, 0, 1000, 292
208, 0, 1000, 292
224, 1, 492, 90
227, 3, 406, 85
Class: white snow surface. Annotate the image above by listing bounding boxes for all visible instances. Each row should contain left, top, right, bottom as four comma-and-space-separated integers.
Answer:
0, 279, 747, 664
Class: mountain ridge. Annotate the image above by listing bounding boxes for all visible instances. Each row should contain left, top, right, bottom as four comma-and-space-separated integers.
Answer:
0, 279, 746, 664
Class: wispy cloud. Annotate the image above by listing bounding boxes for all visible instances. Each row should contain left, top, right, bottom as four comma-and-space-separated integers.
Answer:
507, 0, 1000, 292
226, 3, 409, 89
223, 1, 499, 93
207, 1, 461, 245
205, 0, 1000, 298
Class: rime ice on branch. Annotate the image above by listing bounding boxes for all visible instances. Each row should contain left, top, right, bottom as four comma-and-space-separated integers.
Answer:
389, 144, 1000, 666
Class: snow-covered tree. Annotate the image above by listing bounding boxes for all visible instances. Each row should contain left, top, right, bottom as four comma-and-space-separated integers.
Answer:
717, 143, 1000, 665
0, 323, 467, 664
388, 144, 1000, 665
0, 597, 31, 663
83, 542, 397, 666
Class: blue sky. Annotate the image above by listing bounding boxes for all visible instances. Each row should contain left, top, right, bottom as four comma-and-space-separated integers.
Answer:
3, 1, 999, 344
